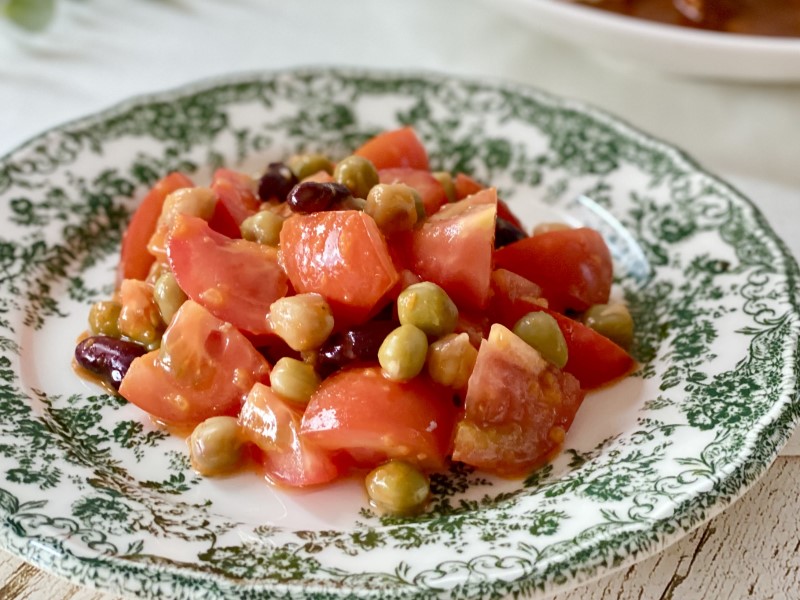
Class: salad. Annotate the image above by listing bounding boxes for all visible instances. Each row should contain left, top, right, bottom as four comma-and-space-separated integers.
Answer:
74, 127, 635, 516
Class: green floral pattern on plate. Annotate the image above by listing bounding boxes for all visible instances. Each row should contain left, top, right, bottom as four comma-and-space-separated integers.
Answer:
0, 68, 798, 599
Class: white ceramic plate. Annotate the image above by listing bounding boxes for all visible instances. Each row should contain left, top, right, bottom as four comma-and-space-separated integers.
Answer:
484, 0, 800, 81
0, 68, 798, 599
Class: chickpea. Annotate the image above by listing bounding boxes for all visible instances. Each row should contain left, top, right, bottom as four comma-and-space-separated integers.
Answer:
268, 293, 334, 351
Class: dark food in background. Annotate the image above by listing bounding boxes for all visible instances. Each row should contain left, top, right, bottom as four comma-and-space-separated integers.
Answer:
573, 0, 800, 36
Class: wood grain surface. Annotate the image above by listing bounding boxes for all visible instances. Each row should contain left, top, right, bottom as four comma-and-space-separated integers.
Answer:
2, 449, 799, 600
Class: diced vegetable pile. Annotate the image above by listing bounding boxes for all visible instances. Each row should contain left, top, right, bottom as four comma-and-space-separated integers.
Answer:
74, 127, 635, 515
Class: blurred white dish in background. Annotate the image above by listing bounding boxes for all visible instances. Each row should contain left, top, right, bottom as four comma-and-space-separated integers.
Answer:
484, 0, 800, 81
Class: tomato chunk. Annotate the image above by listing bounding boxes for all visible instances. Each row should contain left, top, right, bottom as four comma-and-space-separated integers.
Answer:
378, 168, 447, 216
453, 172, 484, 200
300, 367, 458, 471
239, 383, 341, 487
541, 308, 635, 389
354, 127, 429, 171
401, 188, 496, 311
452, 324, 585, 476
208, 169, 261, 238
117, 173, 194, 285
167, 214, 288, 335
453, 173, 524, 229
494, 227, 613, 313
119, 301, 271, 425
488, 277, 634, 389
279, 210, 400, 325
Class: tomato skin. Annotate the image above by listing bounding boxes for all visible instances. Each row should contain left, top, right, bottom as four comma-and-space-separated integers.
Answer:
541, 308, 635, 389
167, 214, 288, 335
279, 210, 400, 325
494, 227, 613, 313
117, 173, 194, 286
300, 367, 458, 472
354, 127, 429, 171
119, 301, 271, 425
453, 172, 484, 200
239, 383, 341, 487
401, 187, 497, 311
452, 324, 585, 476
488, 276, 634, 389
208, 169, 261, 238
453, 173, 524, 230
378, 168, 447, 216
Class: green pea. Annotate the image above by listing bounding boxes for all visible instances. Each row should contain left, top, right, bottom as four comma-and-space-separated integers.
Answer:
287, 153, 334, 181
364, 183, 419, 234
189, 416, 243, 476
365, 460, 429, 515
512, 312, 568, 368
333, 155, 379, 199
153, 271, 188, 325
397, 282, 458, 337
582, 303, 634, 349
240, 210, 284, 246
378, 324, 428, 381
270, 357, 321, 405
88, 300, 122, 337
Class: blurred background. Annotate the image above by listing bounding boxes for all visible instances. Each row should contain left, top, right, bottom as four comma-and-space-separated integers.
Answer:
2, 0, 799, 188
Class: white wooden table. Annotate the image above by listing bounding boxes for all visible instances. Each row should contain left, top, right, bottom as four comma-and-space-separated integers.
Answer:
2, 1, 800, 598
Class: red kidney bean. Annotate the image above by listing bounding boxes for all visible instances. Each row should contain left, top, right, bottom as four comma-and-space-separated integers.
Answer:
494, 216, 528, 248
74, 336, 147, 390
287, 181, 350, 214
317, 320, 397, 376
258, 162, 299, 202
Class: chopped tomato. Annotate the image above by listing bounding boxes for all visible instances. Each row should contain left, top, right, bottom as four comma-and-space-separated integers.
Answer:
167, 214, 288, 335
452, 324, 585, 476
300, 367, 458, 471
208, 169, 261, 238
453, 173, 484, 200
239, 383, 342, 487
354, 127, 429, 171
488, 277, 634, 389
279, 210, 400, 325
119, 301, 270, 425
400, 188, 497, 311
488, 268, 546, 317
453, 173, 524, 229
117, 173, 194, 286
378, 168, 447, 216
494, 227, 613, 313
542, 308, 635, 389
